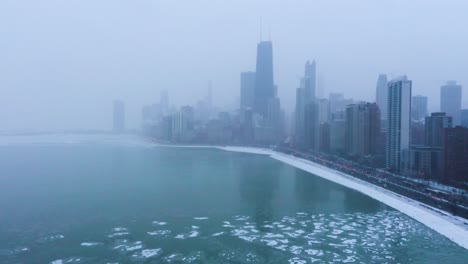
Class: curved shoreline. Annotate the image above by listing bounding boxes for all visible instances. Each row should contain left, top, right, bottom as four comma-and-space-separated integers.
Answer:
210, 146, 468, 250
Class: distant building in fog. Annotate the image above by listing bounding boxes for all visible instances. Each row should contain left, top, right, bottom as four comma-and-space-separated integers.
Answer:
304, 102, 320, 150
375, 74, 388, 121
113, 100, 125, 133
460, 109, 468, 128
440, 81, 462, 125
254, 41, 275, 117
412, 95, 427, 121
240, 71, 256, 109
425, 112, 452, 147
345, 102, 380, 157
330, 111, 346, 154
386, 76, 412, 172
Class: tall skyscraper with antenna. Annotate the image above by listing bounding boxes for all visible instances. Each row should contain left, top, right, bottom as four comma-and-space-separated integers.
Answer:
254, 41, 274, 117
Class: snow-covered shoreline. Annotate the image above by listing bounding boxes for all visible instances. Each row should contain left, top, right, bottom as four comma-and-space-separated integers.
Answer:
211, 146, 468, 250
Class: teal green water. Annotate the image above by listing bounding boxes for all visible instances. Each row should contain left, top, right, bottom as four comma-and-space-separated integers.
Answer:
0, 138, 466, 263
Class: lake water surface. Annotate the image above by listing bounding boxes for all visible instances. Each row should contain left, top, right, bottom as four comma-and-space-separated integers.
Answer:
0, 135, 466, 263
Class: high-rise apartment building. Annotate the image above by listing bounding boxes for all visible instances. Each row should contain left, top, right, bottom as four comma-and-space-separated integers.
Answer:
386, 76, 412, 172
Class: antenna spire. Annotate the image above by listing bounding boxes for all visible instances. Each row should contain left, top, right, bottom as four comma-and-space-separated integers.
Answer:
260, 17, 263, 41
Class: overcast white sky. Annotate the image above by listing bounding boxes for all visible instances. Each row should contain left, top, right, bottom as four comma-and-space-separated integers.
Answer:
1, 0, 467, 131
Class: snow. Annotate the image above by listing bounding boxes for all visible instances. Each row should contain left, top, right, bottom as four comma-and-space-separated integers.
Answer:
216, 146, 468, 250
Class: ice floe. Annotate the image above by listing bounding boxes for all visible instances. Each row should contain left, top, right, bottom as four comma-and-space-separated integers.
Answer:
107, 232, 129, 238
80, 242, 102, 247
147, 230, 171, 236
152, 221, 167, 226
131, 248, 162, 259
218, 146, 468, 249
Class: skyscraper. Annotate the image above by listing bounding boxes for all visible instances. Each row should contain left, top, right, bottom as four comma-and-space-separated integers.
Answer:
330, 111, 346, 154
444, 127, 468, 183
345, 102, 381, 157
375, 74, 388, 121
295, 87, 305, 144
113, 100, 125, 133
411, 95, 428, 121
294, 60, 316, 145
304, 60, 316, 102
303, 102, 320, 150
440, 81, 462, 125
386, 76, 412, 172
425, 112, 452, 147
461, 109, 468, 128
240, 71, 256, 109
254, 41, 274, 117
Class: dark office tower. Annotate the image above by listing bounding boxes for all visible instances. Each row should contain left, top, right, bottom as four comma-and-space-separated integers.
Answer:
444, 127, 468, 183
345, 102, 381, 157
386, 76, 412, 172
240, 71, 256, 109
411, 95, 428, 121
113, 100, 125, 133
304, 60, 316, 102
425, 112, 452, 147
375, 74, 388, 121
304, 102, 320, 150
254, 41, 274, 117
440, 81, 462, 125
461, 109, 468, 128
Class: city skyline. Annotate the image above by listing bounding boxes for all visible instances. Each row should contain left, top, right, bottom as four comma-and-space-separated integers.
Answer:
1, 0, 468, 131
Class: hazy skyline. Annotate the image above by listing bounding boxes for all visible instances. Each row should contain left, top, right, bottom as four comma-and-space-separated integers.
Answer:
1, 0, 467, 131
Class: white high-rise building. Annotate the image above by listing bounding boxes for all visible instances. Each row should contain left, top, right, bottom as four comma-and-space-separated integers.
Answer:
440, 81, 462, 126
375, 74, 388, 121
386, 76, 412, 172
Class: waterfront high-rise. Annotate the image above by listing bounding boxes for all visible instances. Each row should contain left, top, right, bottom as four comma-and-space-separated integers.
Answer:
240, 71, 256, 109
345, 102, 381, 157
330, 111, 346, 154
444, 126, 468, 183
425, 112, 452, 147
375, 74, 388, 121
386, 76, 412, 172
254, 41, 274, 117
440, 81, 462, 125
411, 95, 428, 121
294, 60, 317, 145
461, 109, 468, 128
304, 102, 320, 150
113, 100, 125, 133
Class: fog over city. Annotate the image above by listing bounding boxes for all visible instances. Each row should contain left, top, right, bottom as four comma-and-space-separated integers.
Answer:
1, 0, 467, 131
